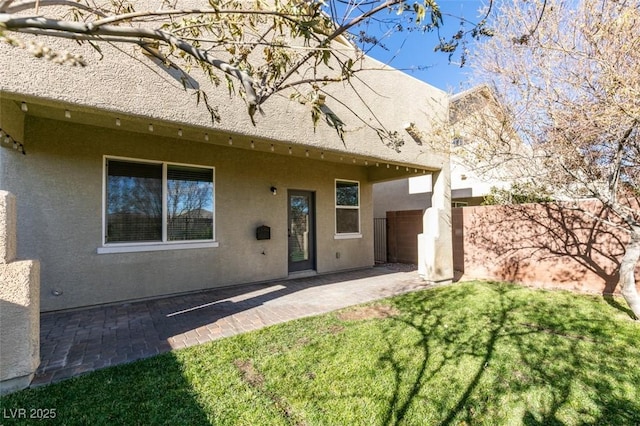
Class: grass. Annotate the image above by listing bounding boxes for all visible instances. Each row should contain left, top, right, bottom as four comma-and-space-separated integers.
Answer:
2, 281, 639, 425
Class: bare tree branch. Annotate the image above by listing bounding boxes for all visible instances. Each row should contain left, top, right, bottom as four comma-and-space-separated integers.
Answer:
5, 0, 105, 15
0, 13, 259, 108
258, 0, 405, 104
87, 8, 309, 29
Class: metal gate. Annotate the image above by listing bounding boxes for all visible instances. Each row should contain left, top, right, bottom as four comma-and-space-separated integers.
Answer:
373, 218, 387, 263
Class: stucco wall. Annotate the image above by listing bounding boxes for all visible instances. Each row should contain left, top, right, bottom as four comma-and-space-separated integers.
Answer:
0, 0, 450, 172
373, 179, 430, 219
2, 116, 374, 311
0, 191, 40, 395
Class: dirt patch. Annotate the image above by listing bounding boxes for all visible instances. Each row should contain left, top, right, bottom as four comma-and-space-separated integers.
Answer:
337, 305, 399, 321
293, 336, 312, 349
326, 324, 345, 334
233, 359, 306, 425
234, 359, 265, 388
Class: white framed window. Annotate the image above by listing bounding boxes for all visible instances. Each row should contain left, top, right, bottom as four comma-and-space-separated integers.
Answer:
452, 201, 468, 208
335, 179, 361, 238
98, 156, 217, 253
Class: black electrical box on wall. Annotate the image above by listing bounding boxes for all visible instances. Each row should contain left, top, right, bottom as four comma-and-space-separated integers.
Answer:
256, 225, 271, 240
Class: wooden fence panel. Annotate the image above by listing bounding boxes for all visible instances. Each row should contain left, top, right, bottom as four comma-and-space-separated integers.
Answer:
386, 210, 423, 264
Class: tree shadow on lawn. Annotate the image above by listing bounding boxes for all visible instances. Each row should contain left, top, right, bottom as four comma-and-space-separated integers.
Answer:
377, 282, 640, 426
602, 294, 636, 319
12, 281, 638, 425
463, 201, 637, 319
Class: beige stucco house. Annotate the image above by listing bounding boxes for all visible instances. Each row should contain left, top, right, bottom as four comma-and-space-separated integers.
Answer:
0, 2, 453, 313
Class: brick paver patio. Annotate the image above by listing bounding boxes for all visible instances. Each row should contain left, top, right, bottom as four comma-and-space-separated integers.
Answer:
32, 265, 428, 388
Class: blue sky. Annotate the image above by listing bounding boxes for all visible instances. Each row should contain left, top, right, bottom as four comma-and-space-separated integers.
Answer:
351, 0, 488, 93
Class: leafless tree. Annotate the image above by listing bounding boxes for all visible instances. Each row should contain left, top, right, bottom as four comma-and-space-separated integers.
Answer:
460, 0, 640, 318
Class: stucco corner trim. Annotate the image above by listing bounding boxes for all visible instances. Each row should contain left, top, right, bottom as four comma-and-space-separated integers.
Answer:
97, 241, 220, 254
334, 234, 363, 240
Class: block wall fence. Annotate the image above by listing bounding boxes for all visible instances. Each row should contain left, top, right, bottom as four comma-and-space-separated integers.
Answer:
452, 201, 640, 294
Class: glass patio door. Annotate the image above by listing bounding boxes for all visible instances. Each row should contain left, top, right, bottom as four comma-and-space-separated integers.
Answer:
288, 190, 316, 272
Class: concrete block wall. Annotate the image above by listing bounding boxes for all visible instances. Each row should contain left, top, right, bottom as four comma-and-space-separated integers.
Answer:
453, 201, 640, 294
0, 191, 40, 395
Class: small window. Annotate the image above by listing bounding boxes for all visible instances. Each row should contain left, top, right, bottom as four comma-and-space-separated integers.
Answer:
105, 158, 214, 245
335, 180, 360, 234
106, 160, 163, 243
167, 165, 214, 241
452, 201, 468, 208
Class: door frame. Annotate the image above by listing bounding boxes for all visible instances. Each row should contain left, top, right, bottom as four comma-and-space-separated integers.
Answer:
287, 190, 316, 273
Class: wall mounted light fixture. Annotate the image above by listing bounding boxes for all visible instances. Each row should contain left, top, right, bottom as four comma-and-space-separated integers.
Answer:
0, 128, 26, 155
270, 186, 277, 195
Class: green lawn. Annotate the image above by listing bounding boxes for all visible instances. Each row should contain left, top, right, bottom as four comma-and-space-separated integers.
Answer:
2, 281, 639, 425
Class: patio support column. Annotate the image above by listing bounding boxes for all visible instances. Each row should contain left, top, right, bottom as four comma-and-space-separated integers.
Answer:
418, 165, 453, 284
0, 191, 40, 395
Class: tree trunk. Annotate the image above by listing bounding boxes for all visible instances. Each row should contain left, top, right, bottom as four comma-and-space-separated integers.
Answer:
619, 226, 640, 320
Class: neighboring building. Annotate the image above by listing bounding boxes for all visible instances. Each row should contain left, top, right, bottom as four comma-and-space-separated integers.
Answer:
448, 84, 519, 205
373, 160, 502, 217
0, 1, 454, 311
374, 85, 515, 216
373, 85, 517, 264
